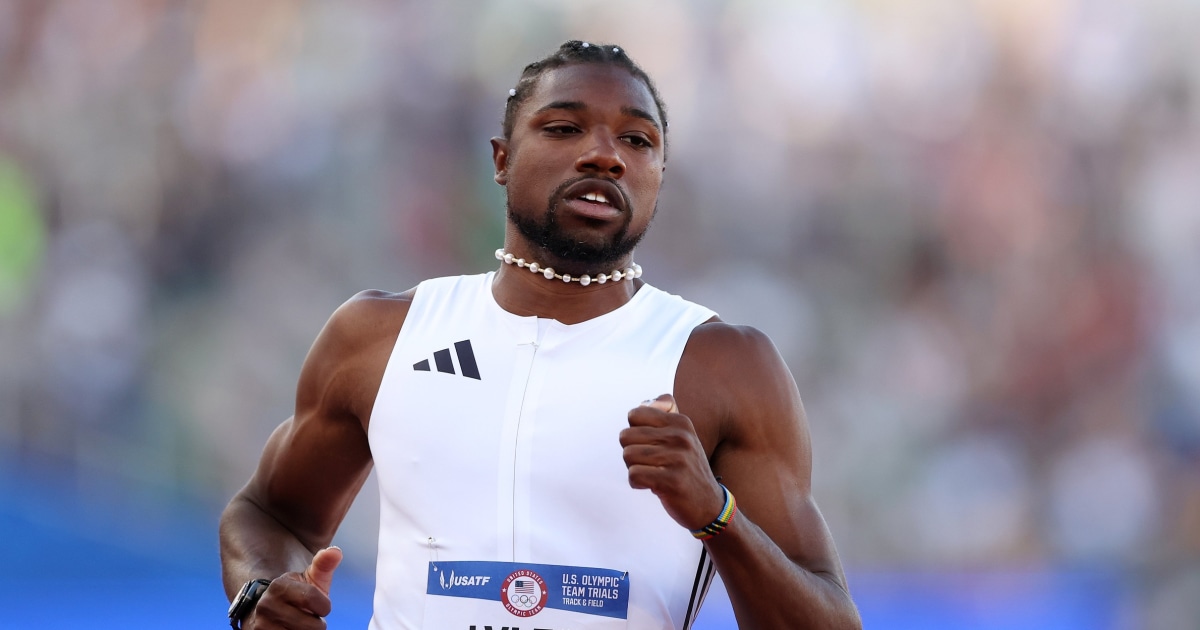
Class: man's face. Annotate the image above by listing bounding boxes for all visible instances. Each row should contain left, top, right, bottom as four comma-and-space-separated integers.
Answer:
492, 62, 666, 275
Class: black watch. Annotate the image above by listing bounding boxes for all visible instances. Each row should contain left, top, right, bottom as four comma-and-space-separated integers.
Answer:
228, 578, 272, 629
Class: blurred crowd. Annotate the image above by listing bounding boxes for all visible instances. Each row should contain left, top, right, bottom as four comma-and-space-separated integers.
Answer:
1, 0, 1198, 627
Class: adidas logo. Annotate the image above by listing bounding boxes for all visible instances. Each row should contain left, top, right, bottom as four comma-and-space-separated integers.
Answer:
414, 339, 481, 380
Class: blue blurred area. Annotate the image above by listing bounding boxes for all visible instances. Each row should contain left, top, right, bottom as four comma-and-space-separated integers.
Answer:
852, 570, 1122, 630
3, 460, 1124, 629
0, 457, 372, 630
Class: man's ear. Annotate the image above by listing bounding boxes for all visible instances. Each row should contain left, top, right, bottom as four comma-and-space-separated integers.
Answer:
490, 137, 510, 185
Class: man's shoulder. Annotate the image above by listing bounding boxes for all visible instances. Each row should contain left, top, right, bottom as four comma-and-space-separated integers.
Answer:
316, 288, 418, 358
684, 319, 779, 362
348, 287, 418, 308
676, 319, 801, 451
327, 273, 492, 339
333, 287, 417, 327
678, 321, 794, 404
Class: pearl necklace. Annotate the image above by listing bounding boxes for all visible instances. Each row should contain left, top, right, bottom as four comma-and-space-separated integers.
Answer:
495, 248, 642, 286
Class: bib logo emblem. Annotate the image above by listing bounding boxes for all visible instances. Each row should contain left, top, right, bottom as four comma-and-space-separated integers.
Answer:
439, 569, 490, 590
500, 569, 548, 617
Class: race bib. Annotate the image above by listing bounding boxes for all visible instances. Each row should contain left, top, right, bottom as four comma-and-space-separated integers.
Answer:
425, 560, 629, 629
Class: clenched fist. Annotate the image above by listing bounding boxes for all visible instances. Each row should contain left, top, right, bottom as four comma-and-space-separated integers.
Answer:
620, 394, 725, 532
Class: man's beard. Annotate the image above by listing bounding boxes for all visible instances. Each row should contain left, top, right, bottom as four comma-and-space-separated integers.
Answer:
507, 177, 652, 275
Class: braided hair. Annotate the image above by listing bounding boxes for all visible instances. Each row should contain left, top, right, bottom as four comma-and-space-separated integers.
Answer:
502, 41, 669, 155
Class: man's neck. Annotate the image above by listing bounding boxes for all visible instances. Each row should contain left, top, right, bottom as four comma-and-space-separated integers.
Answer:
491, 263, 642, 325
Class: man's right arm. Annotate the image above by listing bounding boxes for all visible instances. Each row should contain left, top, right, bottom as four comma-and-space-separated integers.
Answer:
220, 289, 412, 628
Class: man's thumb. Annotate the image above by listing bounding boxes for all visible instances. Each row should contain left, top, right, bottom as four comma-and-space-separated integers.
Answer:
305, 546, 343, 594
641, 394, 679, 414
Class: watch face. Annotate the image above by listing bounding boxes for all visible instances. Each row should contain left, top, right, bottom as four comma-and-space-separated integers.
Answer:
228, 582, 251, 617
229, 579, 268, 620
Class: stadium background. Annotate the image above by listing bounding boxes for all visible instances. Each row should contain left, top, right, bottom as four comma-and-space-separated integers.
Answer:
2, 0, 1199, 628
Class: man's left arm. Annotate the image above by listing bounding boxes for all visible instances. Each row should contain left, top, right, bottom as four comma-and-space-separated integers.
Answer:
622, 323, 861, 630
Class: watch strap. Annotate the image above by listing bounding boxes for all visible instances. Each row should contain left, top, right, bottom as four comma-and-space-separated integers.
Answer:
228, 578, 272, 629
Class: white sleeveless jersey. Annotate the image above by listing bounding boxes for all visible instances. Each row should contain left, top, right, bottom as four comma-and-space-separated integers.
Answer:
367, 272, 718, 630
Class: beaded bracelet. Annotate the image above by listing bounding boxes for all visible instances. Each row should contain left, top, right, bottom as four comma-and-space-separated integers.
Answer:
691, 483, 737, 540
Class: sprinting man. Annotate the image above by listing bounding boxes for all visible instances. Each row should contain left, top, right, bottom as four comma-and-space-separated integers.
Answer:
221, 41, 860, 630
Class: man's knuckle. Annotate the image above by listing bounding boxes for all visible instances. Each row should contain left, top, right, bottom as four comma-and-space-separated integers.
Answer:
628, 467, 652, 487
663, 432, 688, 448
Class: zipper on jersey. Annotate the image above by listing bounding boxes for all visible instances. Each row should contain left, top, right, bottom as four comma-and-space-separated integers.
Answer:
496, 336, 540, 562
511, 340, 538, 560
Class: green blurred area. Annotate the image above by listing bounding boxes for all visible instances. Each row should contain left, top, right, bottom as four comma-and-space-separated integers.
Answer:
0, 156, 44, 314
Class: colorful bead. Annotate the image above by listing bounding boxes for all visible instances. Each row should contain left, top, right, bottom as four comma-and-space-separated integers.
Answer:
690, 483, 737, 541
